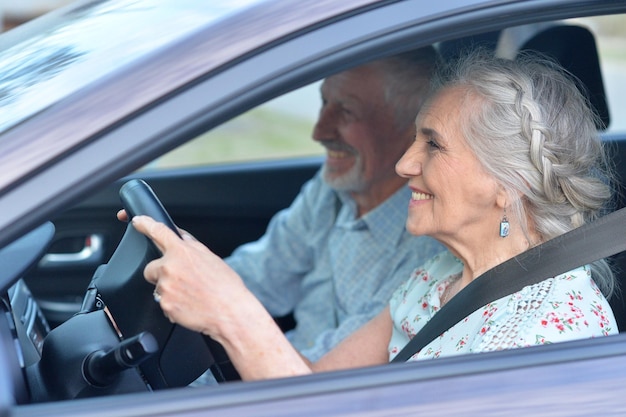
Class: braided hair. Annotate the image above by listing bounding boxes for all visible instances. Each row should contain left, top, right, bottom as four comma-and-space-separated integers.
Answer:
432, 50, 616, 297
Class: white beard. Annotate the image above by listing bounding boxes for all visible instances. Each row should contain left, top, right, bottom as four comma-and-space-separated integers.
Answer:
321, 155, 367, 193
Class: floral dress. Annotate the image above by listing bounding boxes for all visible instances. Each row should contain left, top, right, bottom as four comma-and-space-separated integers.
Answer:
388, 250, 617, 361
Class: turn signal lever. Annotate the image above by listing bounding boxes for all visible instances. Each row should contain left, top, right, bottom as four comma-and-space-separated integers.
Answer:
31, 310, 152, 402
84, 332, 158, 387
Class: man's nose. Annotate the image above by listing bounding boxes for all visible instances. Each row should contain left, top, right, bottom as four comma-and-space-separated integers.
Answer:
312, 107, 337, 142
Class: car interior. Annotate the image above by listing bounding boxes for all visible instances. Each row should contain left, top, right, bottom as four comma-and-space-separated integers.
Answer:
4, 12, 626, 405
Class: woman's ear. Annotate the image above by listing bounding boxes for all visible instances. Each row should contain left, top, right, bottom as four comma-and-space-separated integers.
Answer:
495, 185, 512, 210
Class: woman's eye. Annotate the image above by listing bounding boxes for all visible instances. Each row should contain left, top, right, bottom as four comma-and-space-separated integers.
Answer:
426, 139, 441, 150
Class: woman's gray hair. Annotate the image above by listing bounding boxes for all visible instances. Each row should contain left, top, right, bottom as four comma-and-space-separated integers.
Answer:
433, 50, 616, 297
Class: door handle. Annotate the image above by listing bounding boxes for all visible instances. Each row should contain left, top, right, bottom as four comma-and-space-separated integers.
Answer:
39, 234, 105, 269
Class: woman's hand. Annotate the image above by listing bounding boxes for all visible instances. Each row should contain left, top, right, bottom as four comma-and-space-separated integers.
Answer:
131, 215, 249, 338
118, 208, 198, 240
130, 215, 312, 380
116, 209, 129, 222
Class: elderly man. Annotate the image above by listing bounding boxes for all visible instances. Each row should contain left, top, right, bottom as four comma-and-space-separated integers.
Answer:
225, 47, 444, 361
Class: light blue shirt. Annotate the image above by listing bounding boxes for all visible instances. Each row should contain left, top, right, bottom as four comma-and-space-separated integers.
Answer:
226, 171, 445, 361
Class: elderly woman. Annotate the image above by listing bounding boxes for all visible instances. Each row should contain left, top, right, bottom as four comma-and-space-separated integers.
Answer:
131, 52, 617, 380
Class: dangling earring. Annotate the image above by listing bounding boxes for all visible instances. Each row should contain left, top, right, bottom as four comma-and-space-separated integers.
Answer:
499, 208, 510, 238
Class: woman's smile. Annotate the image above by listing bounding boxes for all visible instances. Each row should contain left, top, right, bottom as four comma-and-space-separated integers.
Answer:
410, 189, 434, 204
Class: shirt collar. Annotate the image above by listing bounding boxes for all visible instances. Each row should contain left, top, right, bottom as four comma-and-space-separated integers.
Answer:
335, 185, 410, 248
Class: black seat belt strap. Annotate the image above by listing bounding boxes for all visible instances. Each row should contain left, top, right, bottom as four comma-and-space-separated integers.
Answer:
391, 207, 626, 363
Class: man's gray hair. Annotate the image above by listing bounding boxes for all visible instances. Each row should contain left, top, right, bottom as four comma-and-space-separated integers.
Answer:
371, 46, 439, 129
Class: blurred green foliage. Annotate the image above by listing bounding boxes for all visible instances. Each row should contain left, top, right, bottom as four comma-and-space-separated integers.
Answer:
145, 105, 322, 170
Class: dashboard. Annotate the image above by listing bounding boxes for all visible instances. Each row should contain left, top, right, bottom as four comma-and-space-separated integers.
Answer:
0, 223, 55, 405
0, 181, 231, 405
9, 280, 50, 365
3, 282, 51, 407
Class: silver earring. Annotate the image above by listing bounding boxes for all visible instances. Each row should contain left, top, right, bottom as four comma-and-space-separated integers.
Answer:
499, 209, 510, 238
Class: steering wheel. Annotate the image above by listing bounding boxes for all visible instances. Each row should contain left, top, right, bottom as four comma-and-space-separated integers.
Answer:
32, 179, 238, 402
102, 179, 239, 387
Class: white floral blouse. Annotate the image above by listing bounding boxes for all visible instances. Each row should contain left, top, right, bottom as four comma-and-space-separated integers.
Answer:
388, 250, 617, 361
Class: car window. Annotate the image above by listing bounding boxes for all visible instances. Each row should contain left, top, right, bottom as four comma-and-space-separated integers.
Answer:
496, 16, 626, 134
574, 15, 626, 134
142, 81, 324, 170
146, 14, 626, 172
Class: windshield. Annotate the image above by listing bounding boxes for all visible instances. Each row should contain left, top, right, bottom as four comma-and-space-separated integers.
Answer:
0, 0, 263, 135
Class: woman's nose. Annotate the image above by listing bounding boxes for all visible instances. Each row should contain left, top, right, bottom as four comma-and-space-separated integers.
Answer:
396, 143, 422, 178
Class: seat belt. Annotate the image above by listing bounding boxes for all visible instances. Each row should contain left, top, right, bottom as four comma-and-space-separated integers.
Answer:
391, 207, 626, 363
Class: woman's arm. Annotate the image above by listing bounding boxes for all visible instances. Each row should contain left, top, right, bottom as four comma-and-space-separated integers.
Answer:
312, 306, 392, 372
131, 215, 390, 380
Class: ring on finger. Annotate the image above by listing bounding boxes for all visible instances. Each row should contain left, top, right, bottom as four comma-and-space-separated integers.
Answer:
153, 288, 162, 303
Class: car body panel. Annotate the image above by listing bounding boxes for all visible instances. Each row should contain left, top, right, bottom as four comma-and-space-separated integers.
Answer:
12, 334, 626, 416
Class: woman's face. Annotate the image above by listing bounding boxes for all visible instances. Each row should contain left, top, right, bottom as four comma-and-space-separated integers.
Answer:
395, 86, 503, 250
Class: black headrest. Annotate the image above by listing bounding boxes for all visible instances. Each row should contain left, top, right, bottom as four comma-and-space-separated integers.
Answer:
519, 24, 610, 131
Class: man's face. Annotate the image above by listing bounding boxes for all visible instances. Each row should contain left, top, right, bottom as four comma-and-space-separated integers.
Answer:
312, 65, 413, 197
